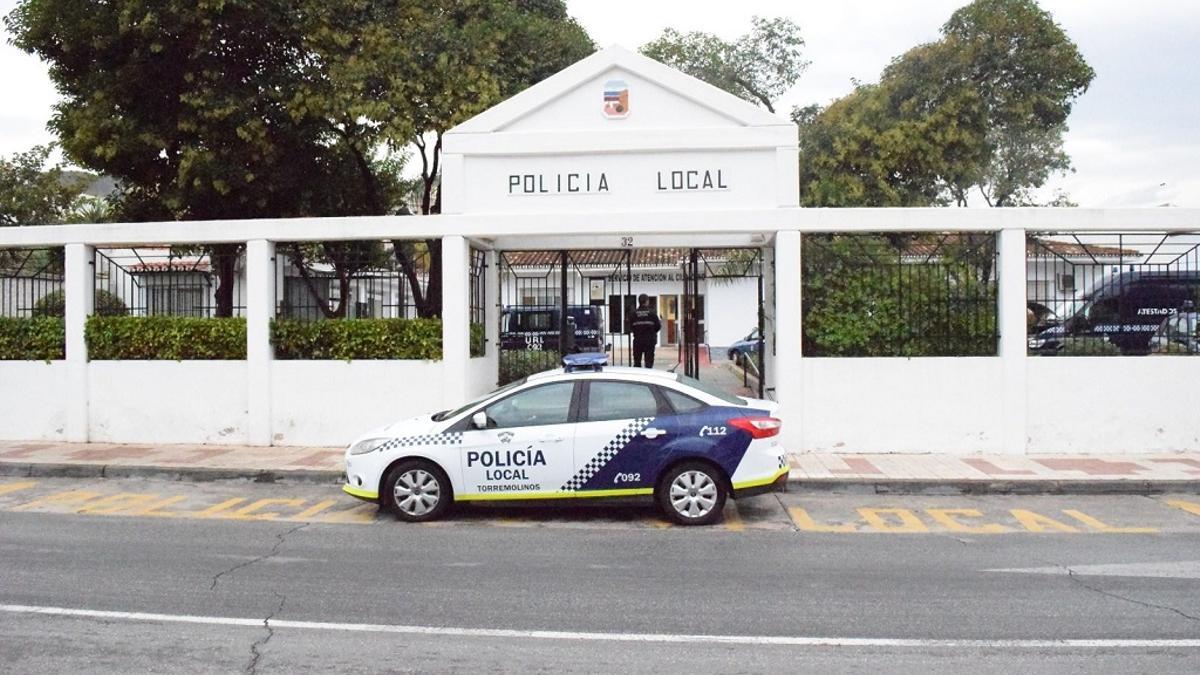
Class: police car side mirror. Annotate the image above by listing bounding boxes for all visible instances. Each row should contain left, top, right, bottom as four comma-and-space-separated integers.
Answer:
472, 412, 489, 430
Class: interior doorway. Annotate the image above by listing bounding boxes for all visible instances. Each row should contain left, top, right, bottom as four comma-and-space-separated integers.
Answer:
659, 295, 678, 344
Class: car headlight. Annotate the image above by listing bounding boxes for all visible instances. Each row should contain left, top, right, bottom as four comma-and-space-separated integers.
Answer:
1027, 337, 1044, 349
348, 438, 391, 455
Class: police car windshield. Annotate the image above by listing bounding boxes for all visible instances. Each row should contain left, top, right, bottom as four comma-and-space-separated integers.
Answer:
674, 374, 746, 406
434, 378, 528, 421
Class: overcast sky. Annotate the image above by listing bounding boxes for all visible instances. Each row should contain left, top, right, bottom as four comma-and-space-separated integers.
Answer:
2, 1, 1197, 207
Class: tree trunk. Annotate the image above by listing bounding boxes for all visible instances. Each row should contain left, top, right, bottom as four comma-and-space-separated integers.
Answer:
210, 243, 240, 318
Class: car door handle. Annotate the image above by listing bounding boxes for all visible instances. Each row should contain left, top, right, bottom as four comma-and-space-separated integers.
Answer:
641, 428, 667, 439
538, 434, 565, 443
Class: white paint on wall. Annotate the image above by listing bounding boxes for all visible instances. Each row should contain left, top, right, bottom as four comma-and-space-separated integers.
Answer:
270, 360, 446, 447
0, 362, 67, 440
87, 361, 248, 444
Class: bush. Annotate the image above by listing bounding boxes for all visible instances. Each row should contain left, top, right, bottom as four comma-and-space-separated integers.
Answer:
0, 317, 64, 360
499, 350, 559, 384
33, 289, 128, 317
1057, 337, 1122, 356
272, 318, 442, 360
86, 316, 246, 360
470, 322, 485, 357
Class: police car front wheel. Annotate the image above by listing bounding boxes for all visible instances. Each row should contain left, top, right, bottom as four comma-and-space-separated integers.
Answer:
384, 459, 453, 522
657, 462, 727, 526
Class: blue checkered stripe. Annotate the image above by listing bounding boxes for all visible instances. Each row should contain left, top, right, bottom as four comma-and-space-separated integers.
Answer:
560, 417, 653, 492
380, 433, 463, 451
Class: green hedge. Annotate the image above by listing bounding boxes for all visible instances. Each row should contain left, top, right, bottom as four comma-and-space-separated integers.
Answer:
470, 322, 485, 357
0, 317, 65, 360
272, 318, 442, 360
499, 350, 559, 384
34, 289, 128, 317
86, 316, 247, 360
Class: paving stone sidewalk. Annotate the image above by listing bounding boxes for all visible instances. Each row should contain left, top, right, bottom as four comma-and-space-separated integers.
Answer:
1, 440, 1198, 493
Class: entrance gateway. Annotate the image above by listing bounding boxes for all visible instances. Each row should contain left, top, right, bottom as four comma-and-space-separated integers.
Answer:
441, 45, 798, 400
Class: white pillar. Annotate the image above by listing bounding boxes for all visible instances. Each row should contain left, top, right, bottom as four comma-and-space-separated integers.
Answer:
246, 239, 275, 446
64, 243, 94, 442
997, 227, 1028, 454
773, 230, 803, 452
441, 235, 470, 406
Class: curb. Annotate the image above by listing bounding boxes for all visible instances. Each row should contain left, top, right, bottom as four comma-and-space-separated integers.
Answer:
4, 461, 1199, 495
0, 462, 342, 485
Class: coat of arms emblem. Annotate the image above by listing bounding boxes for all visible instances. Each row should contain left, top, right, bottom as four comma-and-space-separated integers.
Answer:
603, 79, 629, 119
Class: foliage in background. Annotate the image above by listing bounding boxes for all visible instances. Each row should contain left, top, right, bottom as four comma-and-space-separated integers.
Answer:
802, 235, 997, 357
640, 16, 807, 114
33, 289, 128, 317
794, 0, 1094, 207
470, 322, 485, 358
0, 145, 95, 228
86, 316, 247, 360
0, 317, 64, 360
499, 350, 558, 385
272, 318, 442, 360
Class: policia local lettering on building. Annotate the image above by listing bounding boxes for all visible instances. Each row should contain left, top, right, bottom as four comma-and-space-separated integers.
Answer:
631, 294, 662, 368
507, 170, 728, 194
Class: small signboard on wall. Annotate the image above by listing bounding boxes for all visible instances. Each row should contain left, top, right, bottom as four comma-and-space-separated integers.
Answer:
589, 278, 606, 305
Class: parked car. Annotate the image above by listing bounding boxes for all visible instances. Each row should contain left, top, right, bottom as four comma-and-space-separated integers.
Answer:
343, 353, 787, 526
1150, 310, 1199, 354
500, 305, 605, 354
1028, 271, 1200, 355
727, 328, 761, 364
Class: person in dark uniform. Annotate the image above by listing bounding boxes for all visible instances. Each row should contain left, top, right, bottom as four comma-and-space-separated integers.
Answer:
630, 294, 661, 368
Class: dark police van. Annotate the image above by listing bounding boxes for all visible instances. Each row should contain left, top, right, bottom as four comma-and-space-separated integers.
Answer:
500, 305, 605, 353
1028, 270, 1200, 355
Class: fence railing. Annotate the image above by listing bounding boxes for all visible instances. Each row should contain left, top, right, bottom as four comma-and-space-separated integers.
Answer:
0, 247, 64, 318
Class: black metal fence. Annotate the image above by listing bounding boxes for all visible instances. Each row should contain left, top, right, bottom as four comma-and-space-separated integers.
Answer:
801, 233, 999, 356
0, 247, 63, 317
1027, 232, 1200, 356
275, 241, 430, 321
93, 247, 245, 317
469, 247, 486, 356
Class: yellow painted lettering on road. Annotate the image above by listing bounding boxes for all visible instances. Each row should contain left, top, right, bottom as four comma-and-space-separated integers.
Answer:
127, 496, 188, 517
925, 508, 1009, 534
231, 498, 307, 521
0, 481, 37, 496
13, 490, 101, 511
788, 507, 855, 533
1010, 509, 1078, 533
78, 493, 162, 515
1062, 509, 1157, 533
1165, 499, 1200, 517
858, 508, 928, 533
290, 499, 339, 521
188, 498, 247, 518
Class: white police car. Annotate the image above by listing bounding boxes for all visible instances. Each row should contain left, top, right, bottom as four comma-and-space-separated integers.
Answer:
342, 354, 787, 525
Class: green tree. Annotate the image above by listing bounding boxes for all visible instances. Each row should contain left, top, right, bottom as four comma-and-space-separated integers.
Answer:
640, 16, 807, 113
0, 145, 89, 227
795, 0, 1093, 208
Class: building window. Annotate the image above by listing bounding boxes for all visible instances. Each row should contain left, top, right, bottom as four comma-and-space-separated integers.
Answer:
1058, 273, 1075, 293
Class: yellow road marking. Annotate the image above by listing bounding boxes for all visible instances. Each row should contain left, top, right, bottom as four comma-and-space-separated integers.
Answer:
291, 499, 339, 521
1010, 509, 1079, 533
187, 498, 247, 518
320, 504, 377, 523
1166, 499, 1200, 517
926, 508, 1010, 534
13, 490, 102, 511
857, 508, 928, 533
1062, 509, 1157, 533
0, 481, 37, 496
787, 507, 854, 532
230, 498, 307, 521
127, 495, 188, 517
723, 503, 745, 532
78, 493, 163, 515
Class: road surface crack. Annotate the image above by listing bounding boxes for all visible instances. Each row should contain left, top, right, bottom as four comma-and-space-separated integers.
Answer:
210, 523, 308, 591
246, 591, 286, 675
1062, 565, 1200, 624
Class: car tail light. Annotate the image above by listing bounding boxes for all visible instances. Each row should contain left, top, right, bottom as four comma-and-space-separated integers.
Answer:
729, 417, 782, 439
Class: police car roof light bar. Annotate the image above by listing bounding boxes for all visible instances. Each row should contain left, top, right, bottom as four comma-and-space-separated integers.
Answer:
562, 352, 608, 372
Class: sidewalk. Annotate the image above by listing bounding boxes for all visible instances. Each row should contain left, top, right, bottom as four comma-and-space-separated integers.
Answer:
2, 440, 1198, 494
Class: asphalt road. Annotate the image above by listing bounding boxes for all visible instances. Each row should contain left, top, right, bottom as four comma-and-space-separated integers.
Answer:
1, 477, 1199, 673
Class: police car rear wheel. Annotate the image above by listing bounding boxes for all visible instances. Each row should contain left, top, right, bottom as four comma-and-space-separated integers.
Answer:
658, 462, 727, 526
384, 460, 452, 522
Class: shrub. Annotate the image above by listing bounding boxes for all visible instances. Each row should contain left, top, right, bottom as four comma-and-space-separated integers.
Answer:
33, 289, 128, 317
499, 350, 559, 384
1057, 337, 1121, 356
470, 322, 485, 357
272, 318, 442, 360
86, 316, 246, 360
0, 317, 64, 360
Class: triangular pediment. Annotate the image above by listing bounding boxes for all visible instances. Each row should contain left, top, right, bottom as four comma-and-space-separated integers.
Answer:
447, 45, 790, 135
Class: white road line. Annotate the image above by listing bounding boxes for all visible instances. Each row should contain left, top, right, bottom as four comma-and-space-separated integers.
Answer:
2, 604, 1198, 648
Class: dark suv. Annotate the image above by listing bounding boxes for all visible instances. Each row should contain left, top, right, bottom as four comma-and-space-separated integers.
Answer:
500, 305, 605, 353
1028, 271, 1200, 355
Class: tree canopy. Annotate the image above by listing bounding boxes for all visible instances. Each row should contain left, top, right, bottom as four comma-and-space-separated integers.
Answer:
795, 0, 1094, 207
0, 145, 91, 227
640, 16, 807, 113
